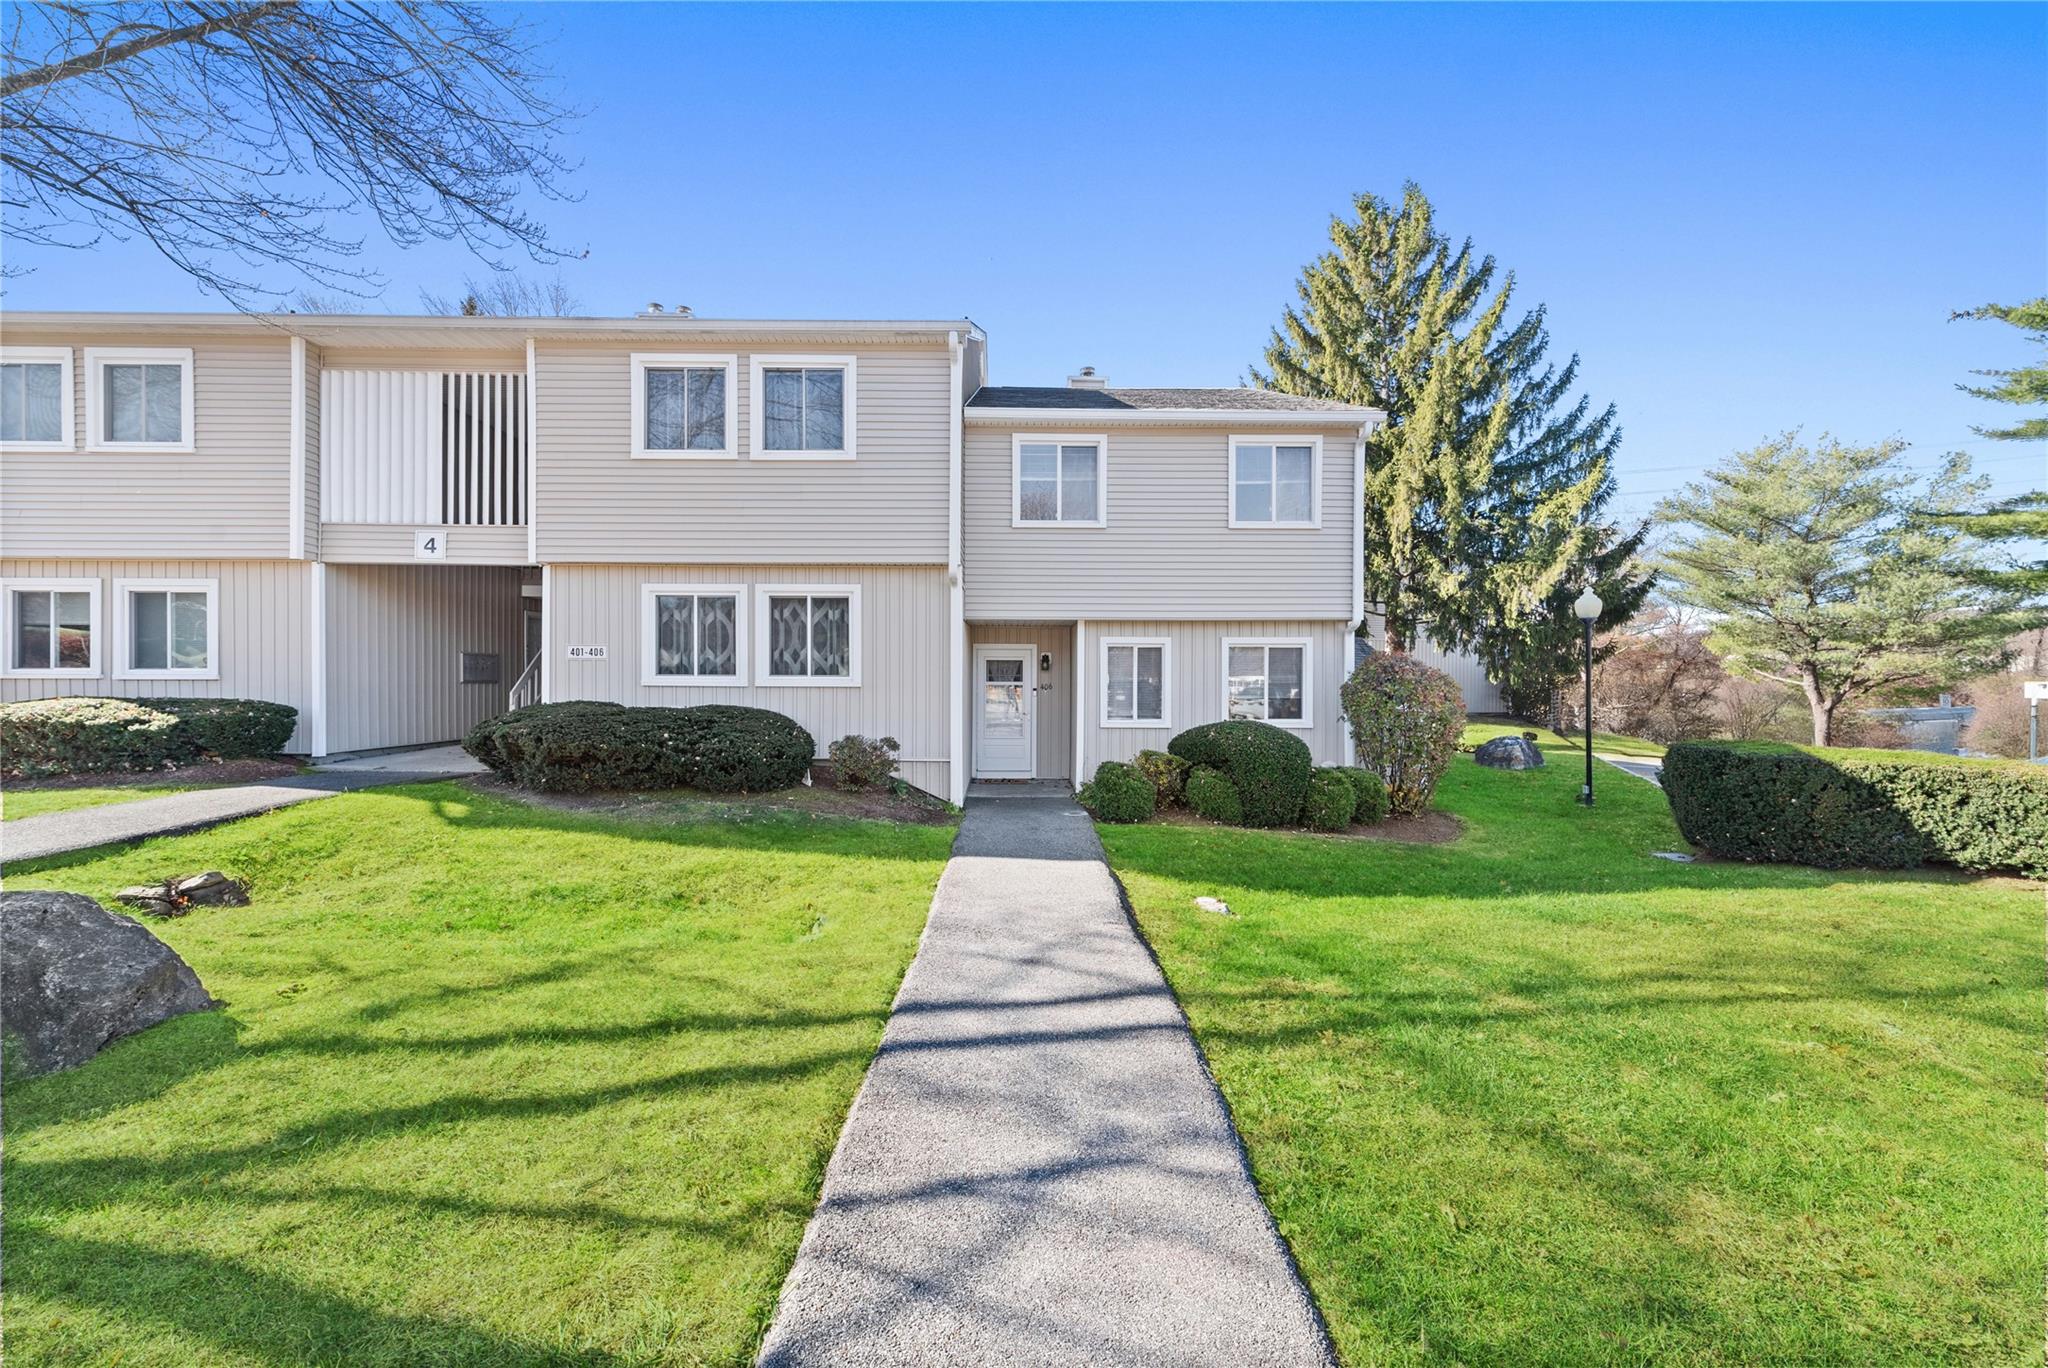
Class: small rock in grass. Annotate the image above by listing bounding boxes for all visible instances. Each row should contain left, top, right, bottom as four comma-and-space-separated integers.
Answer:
176, 872, 249, 907
1194, 896, 1233, 917
1651, 851, 1696, 863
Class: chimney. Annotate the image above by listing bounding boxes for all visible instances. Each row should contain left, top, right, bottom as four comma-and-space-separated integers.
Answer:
1067, 366, 1107, 390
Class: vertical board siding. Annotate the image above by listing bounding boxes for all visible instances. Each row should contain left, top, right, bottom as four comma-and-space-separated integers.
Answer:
321, 370, 439, 522
1076, 619, 1354, 776
534, 344, 953, 563
1358, 613, 1504, 712
302, 344, 323, 559
440, 373, 526, 526
962, 424, 1360, 619
324, 564, 525, 753
0, 558, 313, 751
0, 334, 294, 558
548, 563, 952, 798
965, 622, 1073, 781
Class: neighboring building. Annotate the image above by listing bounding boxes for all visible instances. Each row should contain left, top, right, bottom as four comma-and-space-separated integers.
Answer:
0, 311, 1416, 802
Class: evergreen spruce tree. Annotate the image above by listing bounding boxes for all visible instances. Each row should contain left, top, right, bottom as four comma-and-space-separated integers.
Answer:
1921, 298, 2047, 596
1253, 184, 1648, 679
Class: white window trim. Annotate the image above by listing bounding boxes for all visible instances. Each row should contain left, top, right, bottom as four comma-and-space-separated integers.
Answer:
747, 354, 857, 460
114, 577, 221, 681
630, 353, 737, 459
1221, 636, 1314, 729
639, 582, 747, 686
1011, 433, 1109, 528
1227, 434, 1323, 529
754, 583, 862, 687
2, 577, 103, 678
1100, 635, 1171, 729
0, 346, 75, 451
84, 347, 196, 453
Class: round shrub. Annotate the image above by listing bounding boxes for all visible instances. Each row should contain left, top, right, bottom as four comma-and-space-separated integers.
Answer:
1132, 748, 1192, 807
464, 702, 815, 794
828, 734, 900, 790
1185, 766, 1244, 825
1078, 761, 1156, 823
1304, 768, 1359, 831
1325, 765, 1391, 825
1167, 721, 1312, 827
1340, 655, 1466, 815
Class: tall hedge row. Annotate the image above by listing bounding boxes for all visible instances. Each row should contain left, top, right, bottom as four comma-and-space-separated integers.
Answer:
464, 701, 815, 793
1662, 740, 2048, 877
0, 696, 297, 776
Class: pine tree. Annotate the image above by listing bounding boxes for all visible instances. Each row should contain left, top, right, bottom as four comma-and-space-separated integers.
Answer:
1252, 183, 1647, 675
1921, 298, 2047, 595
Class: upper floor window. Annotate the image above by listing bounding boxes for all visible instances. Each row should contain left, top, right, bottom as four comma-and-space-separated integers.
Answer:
641, 584, 744, 685
1012, 434, 1106, 527
757, 585, 860, 685
632, 354, 735, 458
116, 578, 218, 680
3, 579, 100, 677
1101, 637, 1169, 728
1229, 436, 1320, 527
1224, 637, 1311, 728
0, 347, 73, 449
85, 347, 193, 452
751, 355, 856, 459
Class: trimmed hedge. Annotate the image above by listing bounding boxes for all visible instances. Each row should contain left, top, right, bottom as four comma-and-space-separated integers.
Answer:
1304, 768, 1358, 831
1325, 765, 1391, 825
1133, 749, 1191, 808
1168, 721, 1312, 827
1340, 654, 1466, 815
0, 695, 297, 777
1078, 761, 1156, 824
1186, 766, 1244, 825
1662, 740, 2048, 877
464, 702, 815, 794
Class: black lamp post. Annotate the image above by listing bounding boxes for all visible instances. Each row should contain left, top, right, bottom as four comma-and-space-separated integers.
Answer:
1573, 585, 1604, 807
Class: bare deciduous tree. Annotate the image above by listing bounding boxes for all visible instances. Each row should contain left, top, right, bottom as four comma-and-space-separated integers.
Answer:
421, 273, 579, 318
2, 1, 579, 308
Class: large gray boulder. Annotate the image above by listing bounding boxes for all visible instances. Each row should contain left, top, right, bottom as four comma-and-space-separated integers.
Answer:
1474, 735, 1546, 771
1, 890, 215, 1081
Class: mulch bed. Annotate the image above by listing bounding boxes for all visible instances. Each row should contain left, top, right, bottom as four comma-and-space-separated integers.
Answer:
467, 775, 960, 827
6, 757, 301, 792
1151, 806, 1465, 844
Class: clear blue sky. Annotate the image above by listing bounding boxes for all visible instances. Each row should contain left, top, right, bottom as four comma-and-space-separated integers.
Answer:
7, 2, 2044, 519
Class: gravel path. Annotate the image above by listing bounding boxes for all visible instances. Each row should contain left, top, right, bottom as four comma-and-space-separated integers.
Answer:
758, 794, 1334, 1367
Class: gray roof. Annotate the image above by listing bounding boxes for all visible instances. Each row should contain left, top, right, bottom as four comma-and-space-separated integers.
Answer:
967, 385, 1370, 413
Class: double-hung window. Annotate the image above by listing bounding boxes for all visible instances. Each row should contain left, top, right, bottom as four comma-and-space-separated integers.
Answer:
1101, 638, 1169, 728
4, 579, 100, 677
1229, 436, 1320, 527
116, 579, 218, 679
0, 347, 73, 449
641, 584, 744, 684
632, 354, 735, 457
757, 585, 860, 685
751, 355, 855, 459
1224, 638, 1311, 727
1012, 434, 1106, 526
85, 348, 193, 452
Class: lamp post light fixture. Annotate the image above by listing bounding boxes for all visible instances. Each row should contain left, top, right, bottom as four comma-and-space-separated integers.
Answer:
1573, 585, 1604, 807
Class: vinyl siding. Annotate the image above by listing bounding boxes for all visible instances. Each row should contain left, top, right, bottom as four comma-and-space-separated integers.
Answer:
963, 425, 1360, 619
0, 558, 314, 751
302, 344, 323, 559
966, 622, 1073, 781
1359, 612, 1504, 712
546, 563, 952, 798
319, 524, 530, 564
534, 343, 953, 564
323, 564, 525, 753
0, 332, 295, 558
1076, 619, 1354, 776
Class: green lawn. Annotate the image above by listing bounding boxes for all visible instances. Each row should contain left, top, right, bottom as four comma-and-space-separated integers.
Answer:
4, 784, 954, 1367
4, 778, 241, 821
1100, 724, 2041, 1366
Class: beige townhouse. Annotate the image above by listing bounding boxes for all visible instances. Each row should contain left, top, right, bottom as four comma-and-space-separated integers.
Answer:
0, 310, 1492, 804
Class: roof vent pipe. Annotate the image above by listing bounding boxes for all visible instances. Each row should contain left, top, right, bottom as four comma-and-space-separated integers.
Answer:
1067, 366, 1107, 390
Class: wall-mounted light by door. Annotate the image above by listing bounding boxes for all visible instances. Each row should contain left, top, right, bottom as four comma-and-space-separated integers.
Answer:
1039, 652, 1053, 673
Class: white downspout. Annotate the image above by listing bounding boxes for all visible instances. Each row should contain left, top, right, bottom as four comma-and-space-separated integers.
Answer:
308, 562, 328, 757
1346, 426, 1369, 765
539, 564, 554, 704
1073, 618, 1087, 786
525, 337, 540, 565
947, 331, 968, 806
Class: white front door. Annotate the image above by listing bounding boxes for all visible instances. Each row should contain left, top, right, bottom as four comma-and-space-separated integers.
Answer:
973, 645, 1035, 778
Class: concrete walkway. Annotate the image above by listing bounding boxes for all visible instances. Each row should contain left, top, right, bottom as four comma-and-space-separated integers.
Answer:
759, 795, 1333, 1367
4, 749, 480, 865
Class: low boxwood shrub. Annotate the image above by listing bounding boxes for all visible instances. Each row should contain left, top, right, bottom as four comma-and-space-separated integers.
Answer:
1325, 765, 1391, 825
1168, 721, 1312, 827
1078, 760, 1156, 823
1185, 766, 1244, 825
1662, 740, 2048, 876
1341, 654, 1467, 815
1304, 768, 1358, 831
464, 702, 815, 794
0, 695, 300, 777
1133, 748, 1191, 807
828, 734, 900, 790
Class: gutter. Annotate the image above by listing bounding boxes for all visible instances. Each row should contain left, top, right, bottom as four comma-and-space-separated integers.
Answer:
965, 406, 1385, 428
